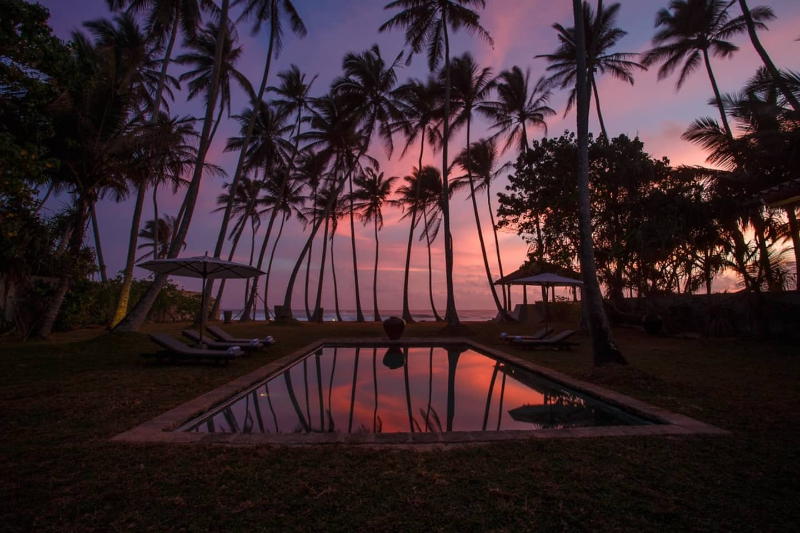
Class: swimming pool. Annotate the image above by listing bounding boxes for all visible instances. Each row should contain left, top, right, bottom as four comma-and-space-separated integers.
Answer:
179, 345, 651, 434
115, 338, 727, 446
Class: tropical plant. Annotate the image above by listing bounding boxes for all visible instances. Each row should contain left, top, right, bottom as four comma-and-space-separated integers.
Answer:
479, 65, 555, 154
571, 0, 624, 366
351, 165, 398, 321
115, 0, 233, 333
448, 53, 508, 318
380, 0, 493, 327
641, 0, 767, 139
394, 76, 443, 322
332, 45, 403, 322
536, 0, 646, 139
208, 0, 307, 315
136, 215, 184, 260
453, 137, 512, 316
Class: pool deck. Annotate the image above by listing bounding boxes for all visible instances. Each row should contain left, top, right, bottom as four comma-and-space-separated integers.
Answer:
112, 337, 729, 447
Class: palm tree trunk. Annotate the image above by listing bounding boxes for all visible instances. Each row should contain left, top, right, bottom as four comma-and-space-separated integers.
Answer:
702, 48, 734, 139
114, 0, 231, 333
304, 212, 314, 320
348, 173, 365, 322
348, 348, 360, 433
422, 208, 443, 322
330, 229, 343, 322
243, 109, 306, 321
312, 215, 330, 323
110, 181, 146, 327
786, 206, 800, 287
445, 347, 460, 431
573, 0, 626, 366
590, 75, 609, 140
263, 214, 287, 320
486, 184, 508, 311
751, 210, 776, 291
152, 183, 160, 259
110, 13, 178, 327
280, 177, 347, 319
372, 217, 381, 322
206, 8, 277, 311
34, 183, 53, 214
208, 97, 226, 147
89, 202, 107, 282
401, 134, 426, 323
465, 116, 508, 319
36, 199, 90, 337
739, 0, 800, 112
441, 17, 459, 327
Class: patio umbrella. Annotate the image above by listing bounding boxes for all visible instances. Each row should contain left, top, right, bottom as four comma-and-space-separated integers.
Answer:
503, 273, 583, 329
137, 254, 265, 345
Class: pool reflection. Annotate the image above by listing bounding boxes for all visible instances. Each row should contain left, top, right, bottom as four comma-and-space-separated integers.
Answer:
190, 346, 648, 434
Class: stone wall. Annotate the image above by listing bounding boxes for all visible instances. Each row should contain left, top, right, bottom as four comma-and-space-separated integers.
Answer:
618, 292, 800, 339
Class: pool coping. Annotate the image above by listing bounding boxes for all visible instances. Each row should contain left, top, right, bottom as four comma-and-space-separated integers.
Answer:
112, 337, 730, 447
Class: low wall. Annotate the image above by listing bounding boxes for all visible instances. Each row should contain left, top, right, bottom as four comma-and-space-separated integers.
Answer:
616, 292, 800, 339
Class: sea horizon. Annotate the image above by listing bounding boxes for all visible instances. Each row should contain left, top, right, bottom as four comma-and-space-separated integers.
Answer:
219, 308, 499, 322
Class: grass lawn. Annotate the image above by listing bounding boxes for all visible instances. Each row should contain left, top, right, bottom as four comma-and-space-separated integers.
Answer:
1, 320, 798, 532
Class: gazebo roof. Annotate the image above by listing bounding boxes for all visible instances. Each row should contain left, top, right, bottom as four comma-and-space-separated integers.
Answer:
745, 178, 800, 208
494, 260, 581, 286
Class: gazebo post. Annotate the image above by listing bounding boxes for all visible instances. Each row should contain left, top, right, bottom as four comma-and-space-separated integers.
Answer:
523, 286, 528, 304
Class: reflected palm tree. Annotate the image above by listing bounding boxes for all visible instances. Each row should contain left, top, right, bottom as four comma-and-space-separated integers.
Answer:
372, 347, 379, 432
251, 389, 265, 433
496, 371, 507, 431
445, 347, 467, 431
283, 369, 310, 432
348, 347, 361, 433
482, 361, 500, 431
264, 382, 279, 432
315, 351, 324, 431
403, 347, 414, 433
425, 347, 433, 431
327, 347, 338, 431
303, 359, 311, 427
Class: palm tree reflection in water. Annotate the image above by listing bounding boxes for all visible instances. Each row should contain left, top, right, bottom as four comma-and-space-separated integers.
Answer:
195, 346, 645, 434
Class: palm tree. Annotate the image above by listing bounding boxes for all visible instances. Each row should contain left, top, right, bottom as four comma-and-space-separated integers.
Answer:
453, 138, 511, 313
225, 102, 294, 320
38, 15, 154, 337
332, 45, 403, 322
107, 0, 212, 320
448, 53, 508, 319
136, 215, 184, 260
737, 0, 799, 113
211, 175, 263, 311
209, 0, 307, 313
176, 20, 254, 145
327, 191, 347, 322
394, 76, 443, 322
391, 166, 458, 322
479, 66, 554, 272
260, 177, 305, 319
380, 0, 493, 327
242, 66, 317, 320
641, 0, 767, 139
572, 0, 626, 366
479, 66, 555, 154
453, 138, 510, 319
536, 0, 647, 140
351, 165, 398, 321
278, 94, 364, 320
115, 0, 233, 333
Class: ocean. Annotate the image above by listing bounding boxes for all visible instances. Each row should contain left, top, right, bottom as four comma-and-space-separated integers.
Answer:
219, 309, 498, 322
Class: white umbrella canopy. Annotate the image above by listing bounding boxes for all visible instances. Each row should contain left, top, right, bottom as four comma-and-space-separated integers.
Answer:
137, 254, 265, 345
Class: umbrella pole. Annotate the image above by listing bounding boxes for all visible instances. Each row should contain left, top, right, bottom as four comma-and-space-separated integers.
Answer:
200, 275, 206, 346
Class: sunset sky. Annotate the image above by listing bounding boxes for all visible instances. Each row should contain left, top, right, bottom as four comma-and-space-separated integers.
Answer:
38, 0, 800, 313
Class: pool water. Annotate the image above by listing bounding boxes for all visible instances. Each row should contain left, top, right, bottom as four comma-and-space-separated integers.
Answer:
183, 346, 651, 434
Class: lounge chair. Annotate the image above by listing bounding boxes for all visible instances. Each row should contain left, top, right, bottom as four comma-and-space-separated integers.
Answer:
207, 325, 275, 347
181, 329, 263, 352
499, 327, 552, 344
144, 333, 243, 364
511, 330, 578, 350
